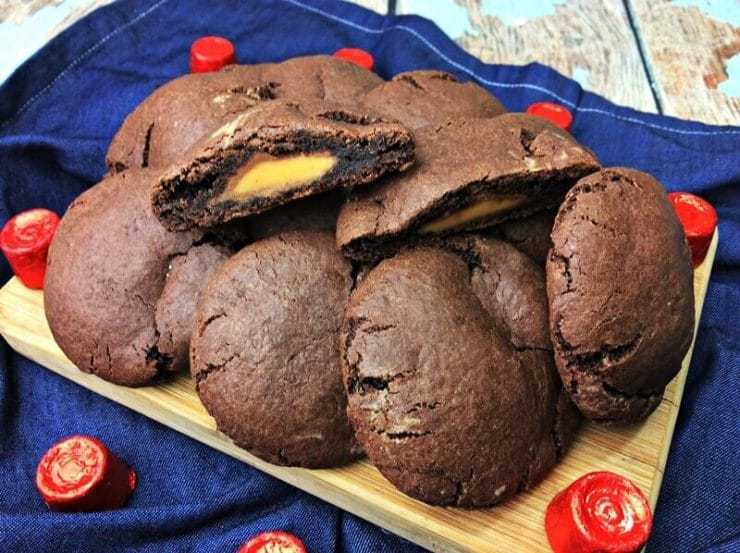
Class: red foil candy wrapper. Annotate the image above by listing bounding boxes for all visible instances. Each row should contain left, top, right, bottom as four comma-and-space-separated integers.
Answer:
190, 36, 236, 73
333, 47, 374, 71
545, 471, 653, 553
239, 531, 308, 553
668, 192, 718, 267
35, 435, 137, 512
0, 208, 60, 289
526, 101, 574, 132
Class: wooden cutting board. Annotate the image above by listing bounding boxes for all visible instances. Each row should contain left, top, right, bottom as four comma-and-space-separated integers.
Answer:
0, 231, 717, 553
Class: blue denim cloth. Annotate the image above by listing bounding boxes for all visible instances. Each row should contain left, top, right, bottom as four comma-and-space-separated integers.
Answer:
0, 1, 738, 552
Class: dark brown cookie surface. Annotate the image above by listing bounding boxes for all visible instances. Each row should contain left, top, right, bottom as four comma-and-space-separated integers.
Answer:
362, 70, 506, 130
107, 55, 382, 172
205, 190, 344, 250
45, 169, 202, 386
495, 209, 557, 266
260, 55, 382, 104
191, 230, 360, 468
154, 244, 230, 372
336, 113, 599, 261
153, 100, 414, 231
106, 65, 269, 173
547, 168, 694, 423
232, 190, 344, 241
342, 236, 579, 507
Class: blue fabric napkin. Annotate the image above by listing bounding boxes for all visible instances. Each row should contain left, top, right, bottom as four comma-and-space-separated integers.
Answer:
0, 1, 738, 551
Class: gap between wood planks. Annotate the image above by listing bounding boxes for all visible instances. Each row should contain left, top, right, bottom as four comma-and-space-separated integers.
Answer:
388, 0, 659, 114
623, 0, 665, 114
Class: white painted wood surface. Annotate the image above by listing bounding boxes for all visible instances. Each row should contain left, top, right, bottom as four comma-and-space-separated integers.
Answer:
397, 0, 739, 124
397, 0, 658, 112
628, 0, 740, 125
350, 0, 388, 14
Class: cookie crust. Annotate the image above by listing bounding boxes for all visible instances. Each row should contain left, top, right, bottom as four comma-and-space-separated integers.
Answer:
45, 169, 203, 386
546, 168, 694, 423
191, 230, 360, 468
342, 236, 579, 506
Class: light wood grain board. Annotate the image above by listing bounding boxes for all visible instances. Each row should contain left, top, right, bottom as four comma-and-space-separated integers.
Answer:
628, 0, 740, 125
396, 0, 658, 112
0, 232, 717, 552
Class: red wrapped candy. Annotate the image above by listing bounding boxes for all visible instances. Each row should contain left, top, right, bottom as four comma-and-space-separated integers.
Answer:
190, 36, 236, 73
239, 531, 308, 553
526, 101, 573, 132
36, 435, 136, 512
0, 208, 59, 289
668, 192, 717, 267
545, 471, 653, 553
333, 47, 374, 71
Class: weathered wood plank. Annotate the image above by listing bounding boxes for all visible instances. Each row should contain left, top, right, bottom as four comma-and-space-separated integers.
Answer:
396, 0, 658, 112
628, 0, 740, 125
0, 0, 63, 23
0, 0, 113, 84
350, 0, 389, 14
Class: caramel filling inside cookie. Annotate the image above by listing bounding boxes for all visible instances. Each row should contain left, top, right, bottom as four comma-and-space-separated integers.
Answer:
419, 195, 527, 234
222, 152, 338, 198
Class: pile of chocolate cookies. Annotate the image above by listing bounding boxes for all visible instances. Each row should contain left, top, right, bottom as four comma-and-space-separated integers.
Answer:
44, 55, 694, 508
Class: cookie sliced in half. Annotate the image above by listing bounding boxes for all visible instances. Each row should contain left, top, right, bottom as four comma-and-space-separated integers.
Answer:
342, 236, 580, 507
547, 168, 694, 423
336, 113, 599, 261
362, 70, 506, 130
107, 55, 382, 172
152, 100, 415, 231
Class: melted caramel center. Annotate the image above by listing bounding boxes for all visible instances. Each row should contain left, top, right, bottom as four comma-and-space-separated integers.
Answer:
419, 195, 527, 234
223, 152, 337, 198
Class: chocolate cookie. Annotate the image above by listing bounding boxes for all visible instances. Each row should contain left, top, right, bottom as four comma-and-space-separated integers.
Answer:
107, 65, 269, 173
342, 236, 579, 506
210, 190, 345, 246
495, 209, 557, 266
154, 244, 230, 372
107, 55, 382, 172
336, 113, 599, 261
152, 100, 414, 231
547, 168, 694, 423
45, 169, 204, 386
260, 55, 382, 104
190, 230, 360, 468
361, 70, 506, 129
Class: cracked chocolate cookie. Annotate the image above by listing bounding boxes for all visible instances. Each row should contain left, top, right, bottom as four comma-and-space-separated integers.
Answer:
152, 100, 414, 231
495, 209, 557, 267
547, 168, 694, 423
190, 230, 360, 468
45, 169, 207, 386
107, 55, 382, 172
155, 244, 230, 372
336, 113, 600, 261
342, 236, 580, 507
361, 70, 506, 130
259, 55, 382, 104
